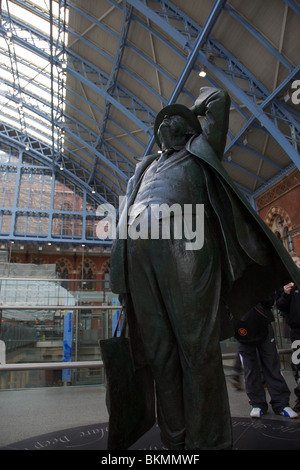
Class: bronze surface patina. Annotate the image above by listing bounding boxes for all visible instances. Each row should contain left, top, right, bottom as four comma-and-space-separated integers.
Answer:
108, 87, 300, 450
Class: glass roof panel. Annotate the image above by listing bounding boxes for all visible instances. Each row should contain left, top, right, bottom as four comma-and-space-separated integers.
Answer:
0, 0, 69, 150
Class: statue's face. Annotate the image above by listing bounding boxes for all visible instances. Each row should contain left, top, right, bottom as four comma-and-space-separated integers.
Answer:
158, 114, 190, 150
158, 114, 187, 137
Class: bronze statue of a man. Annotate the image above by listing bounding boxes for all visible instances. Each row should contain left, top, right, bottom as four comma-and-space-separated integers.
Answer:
109, 87, 300, 450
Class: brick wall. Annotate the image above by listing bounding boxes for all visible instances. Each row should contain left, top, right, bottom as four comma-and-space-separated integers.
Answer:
256, 169, 300, 255
10, 249, 111, 281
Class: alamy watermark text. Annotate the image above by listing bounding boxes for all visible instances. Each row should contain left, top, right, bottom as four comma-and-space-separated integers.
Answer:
96, 196, 204, 251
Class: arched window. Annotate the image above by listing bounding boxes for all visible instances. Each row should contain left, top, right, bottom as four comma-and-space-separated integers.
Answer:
82, 262, 94, 290
56, 260, 69, 289
270, 215, 292, 251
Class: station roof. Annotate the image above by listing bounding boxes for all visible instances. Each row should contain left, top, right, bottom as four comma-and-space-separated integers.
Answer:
0, 0, 299, 208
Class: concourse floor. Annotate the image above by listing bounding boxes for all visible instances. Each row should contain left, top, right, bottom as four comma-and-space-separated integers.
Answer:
1, 370, 300, 450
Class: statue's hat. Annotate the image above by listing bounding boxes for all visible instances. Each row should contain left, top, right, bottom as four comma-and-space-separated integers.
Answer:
154, 104, 201, 147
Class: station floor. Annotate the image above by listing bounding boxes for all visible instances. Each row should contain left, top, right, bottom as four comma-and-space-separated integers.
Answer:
1, 369, 300, 450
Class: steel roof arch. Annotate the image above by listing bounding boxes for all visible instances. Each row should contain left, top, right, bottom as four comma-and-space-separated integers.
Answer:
0, 0, 299, 228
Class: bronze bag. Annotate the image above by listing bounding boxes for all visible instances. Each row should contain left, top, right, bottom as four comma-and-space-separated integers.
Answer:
100, 309, 156, 450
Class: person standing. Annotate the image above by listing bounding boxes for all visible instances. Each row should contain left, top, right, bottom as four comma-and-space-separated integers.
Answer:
277, 252, 300, 412
235, 298, 297, 418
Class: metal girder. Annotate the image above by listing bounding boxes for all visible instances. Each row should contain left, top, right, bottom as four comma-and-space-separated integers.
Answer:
252, 162, 295, 198
0, 10, 156, 150
0, 137, 115, 246
0, 72, 132, 186
222, 156, 267, 184
219, 62, 300, 168
6, 1, 297, 174
225, 64, 300, 149
65, 1, 177, 103
130, 0, 300, 191
0, 11, 137, 195
89, 2, 133, 186
0, 45, 144, 160
235, 142, 283, 171
0, 121, 119, 207
224, 4, 293, 72
144, 0, 228, 154
283, 0, 300, 16
0, 17, 155, 134
0, 0, 299, 210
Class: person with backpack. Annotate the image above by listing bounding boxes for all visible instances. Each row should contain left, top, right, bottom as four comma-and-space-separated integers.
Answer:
276, 252, 300, 412
235, 296, 297, 418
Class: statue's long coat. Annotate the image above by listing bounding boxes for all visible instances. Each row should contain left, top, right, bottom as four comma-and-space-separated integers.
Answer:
107, 89, 300, 449
110, 133, 300, 340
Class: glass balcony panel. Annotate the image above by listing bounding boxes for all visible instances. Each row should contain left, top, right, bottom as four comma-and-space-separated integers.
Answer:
0, 269, 120, 390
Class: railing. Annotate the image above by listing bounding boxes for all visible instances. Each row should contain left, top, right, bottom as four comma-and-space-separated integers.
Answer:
0, 361, 103, 371
0, 276, 294, 389
0, 349, 292, 372
0, 275, 121, 388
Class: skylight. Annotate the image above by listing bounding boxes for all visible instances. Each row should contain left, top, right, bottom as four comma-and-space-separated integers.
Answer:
0, 0, 69, 154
